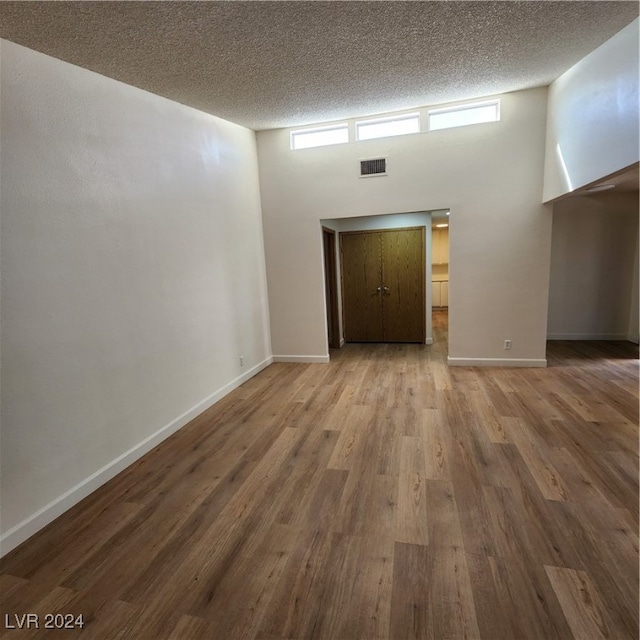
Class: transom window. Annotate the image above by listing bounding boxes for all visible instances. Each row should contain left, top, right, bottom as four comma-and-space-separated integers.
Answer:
289, 99, 501, 150
428, 100, 500, 131
290, 124, 349, 150
356, 113, 420, 141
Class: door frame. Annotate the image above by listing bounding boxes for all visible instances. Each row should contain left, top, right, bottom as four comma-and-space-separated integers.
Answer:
322, 226, 341, 349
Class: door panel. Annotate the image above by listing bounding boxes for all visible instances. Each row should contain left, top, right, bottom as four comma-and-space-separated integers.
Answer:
341, 232, 383, 341
432, 281, 441, 308
341, 227, 425, 344
441, 281, 449, 307
381, 228, 425, 342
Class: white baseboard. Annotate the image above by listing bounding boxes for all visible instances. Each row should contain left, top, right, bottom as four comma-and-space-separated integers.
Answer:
339, 338, 345, 348
425, 338, 434, 345
0, 356, 273, 558
448, 357, 547, 368
547, 333, 628, 341
272, 354, 330, 363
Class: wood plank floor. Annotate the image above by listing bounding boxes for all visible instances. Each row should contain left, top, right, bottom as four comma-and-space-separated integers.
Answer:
1, 311, 638, 639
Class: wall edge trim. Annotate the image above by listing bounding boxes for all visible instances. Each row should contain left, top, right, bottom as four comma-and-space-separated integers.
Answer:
0, 356, 274, 558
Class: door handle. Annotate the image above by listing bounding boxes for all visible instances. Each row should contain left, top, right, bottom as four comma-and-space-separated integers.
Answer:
383, 286, 390, 293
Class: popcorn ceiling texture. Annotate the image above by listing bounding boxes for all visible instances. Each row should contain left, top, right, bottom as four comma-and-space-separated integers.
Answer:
0, 1, 637, 130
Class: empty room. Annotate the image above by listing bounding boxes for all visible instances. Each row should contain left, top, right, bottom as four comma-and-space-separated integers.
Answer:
0, 2, 638, 639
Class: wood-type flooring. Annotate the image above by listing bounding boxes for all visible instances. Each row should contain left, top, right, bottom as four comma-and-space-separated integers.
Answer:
1, 311, 638, 639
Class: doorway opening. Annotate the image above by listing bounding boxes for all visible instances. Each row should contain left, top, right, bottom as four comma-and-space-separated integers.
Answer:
431, 209, 450, 352
320, 211, 446, 355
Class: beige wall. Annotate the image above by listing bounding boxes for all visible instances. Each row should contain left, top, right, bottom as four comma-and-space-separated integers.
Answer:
547, 192, 639, 340
0, 41, 271, 554
258, 88, 552, 366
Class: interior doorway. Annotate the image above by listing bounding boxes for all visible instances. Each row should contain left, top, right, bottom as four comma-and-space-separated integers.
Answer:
319, 211, 440, 353
431, 210, 450, 348
322, 227, 341, 349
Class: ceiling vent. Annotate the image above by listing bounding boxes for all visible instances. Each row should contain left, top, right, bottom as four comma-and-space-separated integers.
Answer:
360, 158, 387, 177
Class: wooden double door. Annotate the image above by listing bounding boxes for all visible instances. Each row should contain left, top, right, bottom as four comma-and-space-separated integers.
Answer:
341, 227, 425, 343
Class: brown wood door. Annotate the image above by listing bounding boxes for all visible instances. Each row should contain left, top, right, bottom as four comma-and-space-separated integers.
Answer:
381, 228, 425, 342
341, 231, 383, 342
341, 227, 425, 343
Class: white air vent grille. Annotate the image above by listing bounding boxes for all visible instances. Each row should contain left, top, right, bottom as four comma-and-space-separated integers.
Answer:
360, 158, 387, 176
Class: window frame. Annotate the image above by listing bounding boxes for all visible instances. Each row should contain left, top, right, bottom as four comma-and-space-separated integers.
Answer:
355, 112, 421, 142
290, 123, 350, 150
427, 99, 500, 132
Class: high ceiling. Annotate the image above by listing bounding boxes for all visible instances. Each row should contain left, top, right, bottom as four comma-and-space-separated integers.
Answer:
0, 1, 637, 131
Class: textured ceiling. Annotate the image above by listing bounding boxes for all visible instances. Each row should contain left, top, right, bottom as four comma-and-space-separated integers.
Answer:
0, 1, 637, 131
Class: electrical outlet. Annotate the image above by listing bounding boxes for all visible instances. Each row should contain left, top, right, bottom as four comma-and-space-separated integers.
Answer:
504, 340, 512, 350
239, 355, 244, 366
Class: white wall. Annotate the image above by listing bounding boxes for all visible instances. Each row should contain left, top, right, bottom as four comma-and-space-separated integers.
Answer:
258, 88, 551, 367
547, 192, 639, 340
0, 40, 271, 555
543, 19, 639, 202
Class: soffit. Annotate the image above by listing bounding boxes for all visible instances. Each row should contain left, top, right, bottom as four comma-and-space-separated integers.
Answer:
580, 164, 640, 195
